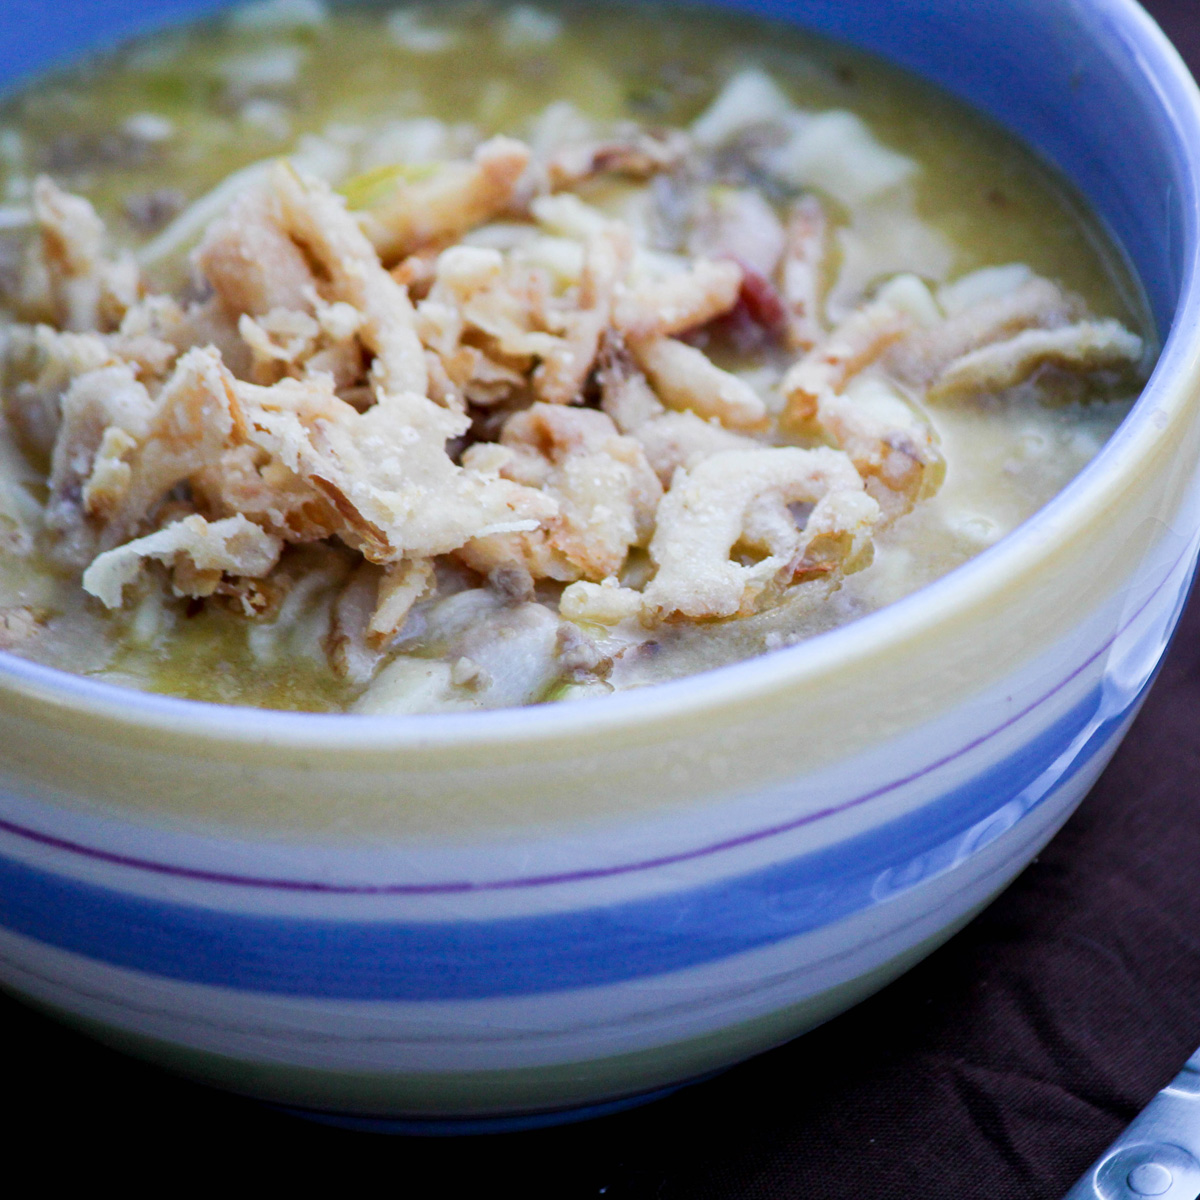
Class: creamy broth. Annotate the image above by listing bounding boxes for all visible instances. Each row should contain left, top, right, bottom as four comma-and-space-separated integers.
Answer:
0, 1, 1152, 712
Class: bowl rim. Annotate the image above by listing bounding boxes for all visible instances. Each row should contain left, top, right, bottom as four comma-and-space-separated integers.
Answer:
1, 0, 1198, 750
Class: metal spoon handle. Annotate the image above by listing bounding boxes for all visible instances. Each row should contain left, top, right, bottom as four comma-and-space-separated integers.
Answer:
1063, 1047, 1200, 1198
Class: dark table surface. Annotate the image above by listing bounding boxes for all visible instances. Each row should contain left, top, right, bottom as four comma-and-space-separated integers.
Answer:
5, 2, 1200, 1195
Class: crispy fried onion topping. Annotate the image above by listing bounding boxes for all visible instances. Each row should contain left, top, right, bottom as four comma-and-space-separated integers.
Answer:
198, 163, 427, 398
31, 178, 142, 334
415, 224, 631, 408
781, 268, 1143, 520
782, 274, 944, 517
457, 403, 661, 582
230, 375, 556, 562
352, 136, 532, 263
82, 514, 283, 609
641, 446, 879, 621
3, 97, 1148, 690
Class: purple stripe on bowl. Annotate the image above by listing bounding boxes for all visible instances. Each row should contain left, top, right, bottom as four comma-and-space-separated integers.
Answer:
0, 541, 1190, 895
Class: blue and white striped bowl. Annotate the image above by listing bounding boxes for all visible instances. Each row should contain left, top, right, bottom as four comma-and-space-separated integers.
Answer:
2, 0, 1199, 1132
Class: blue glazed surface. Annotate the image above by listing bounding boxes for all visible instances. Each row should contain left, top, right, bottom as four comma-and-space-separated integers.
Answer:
0, 672, 1147, 1000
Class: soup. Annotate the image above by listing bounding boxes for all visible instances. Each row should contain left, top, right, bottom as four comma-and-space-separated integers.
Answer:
0, 0, 1152, 713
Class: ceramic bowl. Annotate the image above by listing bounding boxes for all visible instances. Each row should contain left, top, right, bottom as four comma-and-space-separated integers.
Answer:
1, 0, 1198, 1134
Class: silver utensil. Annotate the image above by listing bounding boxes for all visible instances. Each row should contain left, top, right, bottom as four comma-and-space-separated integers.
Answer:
1064, 1047, 1200, 1198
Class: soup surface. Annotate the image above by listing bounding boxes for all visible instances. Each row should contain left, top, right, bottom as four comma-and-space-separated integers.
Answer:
0, 0, 1152, 713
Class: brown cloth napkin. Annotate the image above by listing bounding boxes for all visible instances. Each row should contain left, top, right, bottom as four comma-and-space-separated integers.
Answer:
4, 2, 1200, 1195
